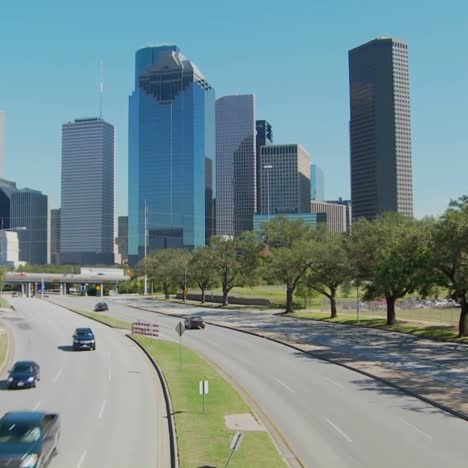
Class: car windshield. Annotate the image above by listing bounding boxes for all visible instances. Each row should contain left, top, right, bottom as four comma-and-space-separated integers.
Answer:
12, 364, 33, 373
77, 330, 93, 337
0, 423, 41, 443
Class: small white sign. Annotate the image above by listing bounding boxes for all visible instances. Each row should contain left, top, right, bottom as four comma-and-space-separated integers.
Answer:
176, 322, 185, 336
230, 431, 244, 451
199, 380, 209, 395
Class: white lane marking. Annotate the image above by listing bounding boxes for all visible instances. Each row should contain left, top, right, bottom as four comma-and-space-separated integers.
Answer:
77, 450, 87, 468
98, 400, 107, 419
323, 376, 345, 389
53, 368, 63, 383
400, 418, 432, 439
274, 378, 295, 393
325, 417, 352, 442
108, 369, 112, 381
33, 401, 41, 410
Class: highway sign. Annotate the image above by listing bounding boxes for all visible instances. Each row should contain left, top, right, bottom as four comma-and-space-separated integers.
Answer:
199, 380, 209, 395
176, 322, 185, 336
230, 431, 244, 451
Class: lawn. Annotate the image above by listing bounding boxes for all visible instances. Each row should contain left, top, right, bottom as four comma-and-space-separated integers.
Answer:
0, 329, 7, 370
135, 337, 286, 468
0, 297, 9, 309
76, 310, 132, 330
286, 311, 468, 343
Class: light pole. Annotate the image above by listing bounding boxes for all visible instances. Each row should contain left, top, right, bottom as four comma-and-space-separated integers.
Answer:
263, 164, 273, 220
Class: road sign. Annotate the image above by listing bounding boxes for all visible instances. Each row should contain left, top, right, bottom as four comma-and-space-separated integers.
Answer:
96, 285, 101, 291
199, 380, 209, 395
229, 431, 244, 451
175, 322, 185, 336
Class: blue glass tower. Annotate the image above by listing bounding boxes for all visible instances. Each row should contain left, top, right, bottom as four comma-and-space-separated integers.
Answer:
128, 46, 215, 265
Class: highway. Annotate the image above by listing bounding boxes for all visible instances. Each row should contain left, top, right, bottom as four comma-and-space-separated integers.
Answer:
54, 295, 468, 468
0, 297, 164, 468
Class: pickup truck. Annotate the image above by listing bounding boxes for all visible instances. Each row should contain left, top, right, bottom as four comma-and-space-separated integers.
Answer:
0, 411, 60, 467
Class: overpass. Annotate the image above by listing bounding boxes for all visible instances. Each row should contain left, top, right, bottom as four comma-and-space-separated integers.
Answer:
4, 271, 131, 297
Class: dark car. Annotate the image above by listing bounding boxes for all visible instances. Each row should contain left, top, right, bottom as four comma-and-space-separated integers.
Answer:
7, 361, 40, 389
0, 411, 60, 468
94, 302, 108, 312
73, 328, 96, 351
184, 317, 206, 330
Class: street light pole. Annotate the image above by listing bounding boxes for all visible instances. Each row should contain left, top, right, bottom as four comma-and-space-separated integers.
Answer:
144, 200, 148, 296
264, 165, 273, 220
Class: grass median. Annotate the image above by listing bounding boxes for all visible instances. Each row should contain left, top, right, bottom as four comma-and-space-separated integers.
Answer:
286, 311, 468, 343
135, 336, 286, 468
0, 328, 8, 370
76, 310, 132, 329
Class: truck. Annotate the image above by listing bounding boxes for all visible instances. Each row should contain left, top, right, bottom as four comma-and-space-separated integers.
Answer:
0, 411, 60, 467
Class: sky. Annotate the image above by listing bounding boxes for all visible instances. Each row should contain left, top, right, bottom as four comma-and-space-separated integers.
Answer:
0, 0, 467, 219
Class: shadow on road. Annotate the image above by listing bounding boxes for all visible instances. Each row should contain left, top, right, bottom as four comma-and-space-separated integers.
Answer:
0, 379, 10, 390
57, 345, 75, 352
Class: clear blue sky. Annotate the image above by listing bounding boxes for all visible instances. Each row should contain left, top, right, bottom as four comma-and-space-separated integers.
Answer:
0, 0, 467, 218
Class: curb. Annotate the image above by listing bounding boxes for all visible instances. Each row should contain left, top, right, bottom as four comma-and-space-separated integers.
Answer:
127, 335, 178, 468
118, 300, 468, 423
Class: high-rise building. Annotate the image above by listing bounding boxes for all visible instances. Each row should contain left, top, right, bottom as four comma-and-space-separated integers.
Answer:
0, 178, 18, 229
50, 208, 61, 265
0, 231, 20, 269
128, 46, 215, 265
216, 95, 256, 236
11, 189, 49, 264
327, 198, 352, 233
116, 215, 128, 265
311, 200, 347, 234
256, 120, 273, 212
259, 144, 311, 215
60, 117, 115, 265
349, 38, 413, 221
311, 164, 324, 201
0, 111, 4, 178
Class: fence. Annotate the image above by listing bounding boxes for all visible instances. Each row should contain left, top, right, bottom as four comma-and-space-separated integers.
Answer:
132, 321, 159, 337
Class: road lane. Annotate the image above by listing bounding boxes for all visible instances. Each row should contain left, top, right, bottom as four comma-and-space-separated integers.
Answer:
0, 297, 162, 468
59, 294, 468, 468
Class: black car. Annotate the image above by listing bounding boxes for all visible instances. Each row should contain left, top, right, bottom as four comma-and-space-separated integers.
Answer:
184, 317, 206, 330
7, 361, 40, 389
73, 328, 96, 351
0, 411, 60, 468
94, 302, 108, 312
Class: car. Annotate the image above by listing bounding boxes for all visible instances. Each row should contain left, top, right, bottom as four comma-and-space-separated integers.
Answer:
184, 317, 206, 330
73, 328, 96, 351
7, 361, 40, 389
0, 411, 60, 467
94, 302, 108, 312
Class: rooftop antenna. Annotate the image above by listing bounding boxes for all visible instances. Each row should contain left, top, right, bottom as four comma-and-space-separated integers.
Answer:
99, 60, 103, 119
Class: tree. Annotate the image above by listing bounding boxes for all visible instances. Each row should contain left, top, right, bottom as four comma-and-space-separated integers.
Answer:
349, 213, 432, 325
304, 233, 355, 318
210, 232, 263, 306
169, 250, 193, 302
188, 247, 218, 303
262, 218, 316, 313
431, 196, 468, 336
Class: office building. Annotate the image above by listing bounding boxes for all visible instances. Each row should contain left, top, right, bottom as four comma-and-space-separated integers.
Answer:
128, 46, 215, 264
116, 215, 128, 265
256, 120, 273, 212
11, 189, 48, 264
253, 213, 318, 232
0, 178, 18, 229
349, 38, 413, 220
259, 144, 311, 215
216, 95, 256, 236
311, 164, 324, 201
0, 231, 21, 269
327, 198, 352, 233
60, 117, 115, 265
0, 111, 4, 178
50, 208, 61, 264
311, 200, 347, 233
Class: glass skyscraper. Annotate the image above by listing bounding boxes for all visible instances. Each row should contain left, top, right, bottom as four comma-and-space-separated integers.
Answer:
310, 164, 324, 201
128, 46, 215, 265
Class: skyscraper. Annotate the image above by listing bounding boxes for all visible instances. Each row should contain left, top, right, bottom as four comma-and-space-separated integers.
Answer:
116, 215, 128, 265
0, 111, 4, 178
349, 38, 413, 221
216, 95, 256, 236
60, 117, 115, 265
311, 164, 324, 201
256, 120, 273, 212
11, 189, 48, 265
259, 144, 311, 215
50, 208, 61, 265
0, 178, 18, 229
128, 46, 215, 264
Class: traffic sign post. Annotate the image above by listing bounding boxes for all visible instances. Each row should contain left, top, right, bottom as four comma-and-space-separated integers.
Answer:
199, 379, 209, 414
175, 322, 185, 367
225, 431, 244, 468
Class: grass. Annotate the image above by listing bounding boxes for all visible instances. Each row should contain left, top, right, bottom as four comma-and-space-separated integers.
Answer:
76, 310, 132, 329
0, 297, 10, 309
135, 336, 286, 468
0, 329, 7, 370
285, 311, 468, 344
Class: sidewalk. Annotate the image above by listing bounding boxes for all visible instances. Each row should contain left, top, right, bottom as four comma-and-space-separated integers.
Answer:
114, 296, 468, 419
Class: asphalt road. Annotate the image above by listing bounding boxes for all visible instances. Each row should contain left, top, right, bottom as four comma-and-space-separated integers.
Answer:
0, 297, 163, 468
54, 294, 468, 468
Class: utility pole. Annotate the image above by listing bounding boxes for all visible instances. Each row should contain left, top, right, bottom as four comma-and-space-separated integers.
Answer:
144, 200, 148, 295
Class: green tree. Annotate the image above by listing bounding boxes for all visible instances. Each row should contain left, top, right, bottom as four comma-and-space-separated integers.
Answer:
262, 218, 316, 313
431, 196, 468, 336
139, 250, 180, 299
350, 213, 432, 325
210, 232, 263, 306
304, 233, 355, 318
188, 247, 218, 303
169, 249, 193, 302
